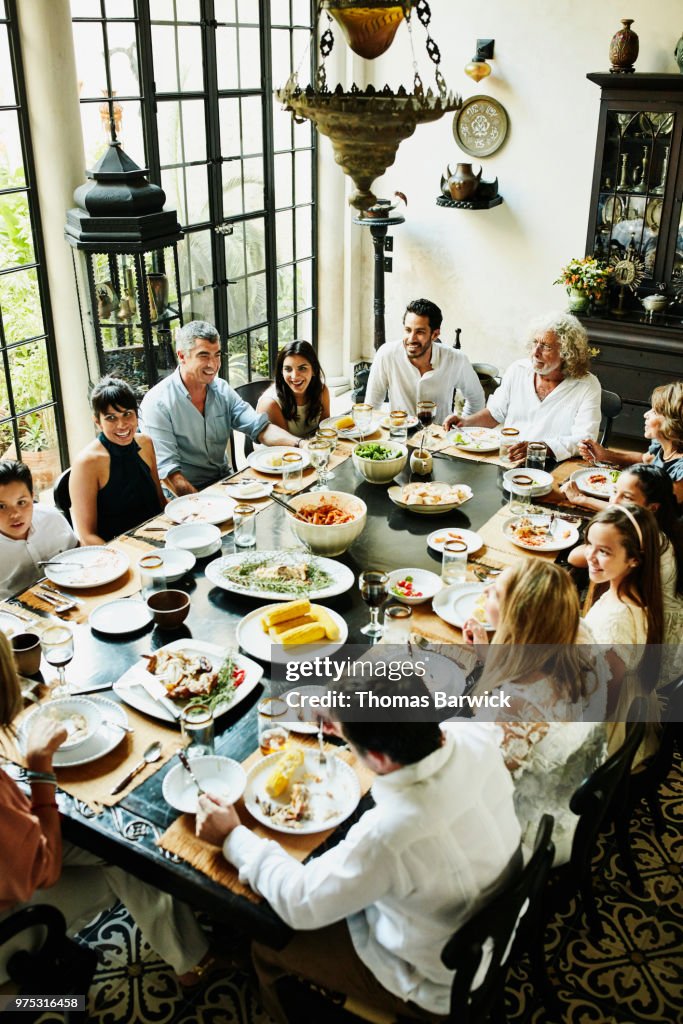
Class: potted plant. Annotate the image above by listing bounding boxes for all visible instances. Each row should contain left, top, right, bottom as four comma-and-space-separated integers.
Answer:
554, 256, 613, 313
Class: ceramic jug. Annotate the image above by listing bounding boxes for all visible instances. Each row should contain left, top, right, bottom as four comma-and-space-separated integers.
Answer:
447, 163, 482, 202
609, 19, 639, 73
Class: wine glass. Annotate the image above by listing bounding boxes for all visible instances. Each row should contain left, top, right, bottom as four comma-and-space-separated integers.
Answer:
352, 403, 373, 443
40, 624, 74, 697
307, 439, 332, 490
416, 400, 436, 451
316, 427, 338, 480
359, 570, 389, 638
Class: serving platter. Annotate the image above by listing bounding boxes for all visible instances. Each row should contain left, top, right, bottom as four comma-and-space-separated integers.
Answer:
113, 639, 263, 724
237, 604, 348, 663
44, 546, 129, 589
246, 447, 310, 475
165, 493, 235, 525
447, 427, 501, 452
432, 582, 494, 632
16, 696, 129, 768
503, 515, 580, 553
387, 483, 473, 515
205, 550, 355, 601
570, 467, 621, 498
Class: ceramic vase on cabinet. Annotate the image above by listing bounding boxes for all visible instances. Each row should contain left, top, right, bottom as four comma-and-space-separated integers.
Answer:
447, 164, 482, 202
609, 19, 639, 74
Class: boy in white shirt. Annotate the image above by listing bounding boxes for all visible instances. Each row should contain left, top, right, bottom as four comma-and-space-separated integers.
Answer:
0, 461, 77, 601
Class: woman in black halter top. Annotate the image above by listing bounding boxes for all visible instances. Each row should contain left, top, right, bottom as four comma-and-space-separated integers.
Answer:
70, 377, 166, 544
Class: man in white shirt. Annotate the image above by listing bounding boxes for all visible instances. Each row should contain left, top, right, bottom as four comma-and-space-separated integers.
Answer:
365, 299, 485, 423
443, 311, 602, 462
196, 688, 521, 1023
0, 460, 78, 601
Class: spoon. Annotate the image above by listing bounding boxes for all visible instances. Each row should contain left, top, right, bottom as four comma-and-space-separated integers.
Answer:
177, 748, 206, 795
110, 740, 162, 795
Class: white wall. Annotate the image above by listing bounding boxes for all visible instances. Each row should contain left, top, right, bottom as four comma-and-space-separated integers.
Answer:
316, 0, 681, 377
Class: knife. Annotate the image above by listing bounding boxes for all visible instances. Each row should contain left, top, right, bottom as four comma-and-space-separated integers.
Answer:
138, 675, 182, 720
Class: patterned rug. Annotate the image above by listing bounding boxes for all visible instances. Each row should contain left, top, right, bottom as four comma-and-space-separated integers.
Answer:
34, 752, 681, 1024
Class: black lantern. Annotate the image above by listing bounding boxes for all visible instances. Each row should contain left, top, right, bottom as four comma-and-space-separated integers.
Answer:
65, 140, 183, 395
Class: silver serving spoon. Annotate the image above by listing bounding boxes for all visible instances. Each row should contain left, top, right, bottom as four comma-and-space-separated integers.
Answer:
110, 740, 162, 795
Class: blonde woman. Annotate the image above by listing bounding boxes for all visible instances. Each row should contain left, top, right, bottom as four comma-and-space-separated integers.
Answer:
0, 633, 213, 986
461, 561, 607, 864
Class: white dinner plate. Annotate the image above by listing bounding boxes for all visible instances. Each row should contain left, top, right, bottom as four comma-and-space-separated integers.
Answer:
387, 484, 473, 515
165, 493, 236, 526
205, 550, 355, 601
502, 468, 554, 498
318, 414, 383, 440
44, 546, 129, 589
0, 610, 32, 638
503, 515, 580, 553
570, 467, 621, 499
220, 479, 274, 500
246, 447, 311, 475
432, 582, 494, 632
16, 696, 129, 768
447, 427, 501, 452
244, 748, 361, 835
153, 548, 196, 582
237, 604, 348, 664
427, 527, 483, 556
89, 599, 153, 635
380, 414, 419, 430
113, 639, 263, 724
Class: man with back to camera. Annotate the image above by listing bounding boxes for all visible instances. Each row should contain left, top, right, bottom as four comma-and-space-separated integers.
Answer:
195, 676, 521, 1023
139, 321, 301, 495
364, 298, 485, 424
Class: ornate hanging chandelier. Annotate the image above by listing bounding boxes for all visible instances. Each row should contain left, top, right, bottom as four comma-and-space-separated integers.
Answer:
276, 1, 460, 212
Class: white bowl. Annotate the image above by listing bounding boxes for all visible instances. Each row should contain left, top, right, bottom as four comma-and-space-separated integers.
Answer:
286, 491, 367, 556
162, 755, 246, 814
352, 441, 408, 484
155, 548, 196, 582
386, 568, 443, 605
32, 697, 102, 751
166, 523, 222, 557
502, 467, 554, 497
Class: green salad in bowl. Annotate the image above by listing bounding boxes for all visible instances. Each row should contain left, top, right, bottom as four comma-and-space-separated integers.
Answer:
354, 442, 399, 461
352, 440, 408, 484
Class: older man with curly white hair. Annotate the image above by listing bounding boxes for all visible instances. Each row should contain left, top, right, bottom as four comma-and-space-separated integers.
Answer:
443, 311, 602, 462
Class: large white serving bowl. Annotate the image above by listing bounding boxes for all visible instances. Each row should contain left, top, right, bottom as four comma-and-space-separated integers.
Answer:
286, 491, 367, 556
166, 522, 221, 558
163, 755, 246, 814
352, 441, 408, 484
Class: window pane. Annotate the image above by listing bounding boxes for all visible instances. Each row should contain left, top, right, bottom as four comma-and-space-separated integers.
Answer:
228, 277, 248, 333
227, 332, 247, 386
0, 110, 26, 185
0, 269, 44, 343
105, 0, 135, 15
215, 1, 237, 23
293, 114, 312, 148
0, 27, 15, 106
247, 272, 266, 325
274, 151, 293, 208
158, 99, 207, 166
297, 308, 312, 340
219, 97, 241, 158
241, 96, 263, 156
296, 205, 312, 259
152, 25, 204, 92
250, 327, 269, 377
237, 0, 260, 24
70, 1, 102, 16
150, 0, 200, 21
292, 0, 311, 25
296, 259, 312, 312
244, 218, 266, 274
242, 156, 264, 214
216, 27, 239, 90
278, 316, 295, 346
226, 222, 246, 279
73, 22, 107, 98
271, 28, 291, 88
5, 340, 51, 417
277, 265, 294, 320
0, 191, 36, 271
295, 149, 312, 203
238, 27, 261, 90
15, 409, 61, 492
178, 229, 214, 322
162, 163, 210, 227
106, 21, 140, 95
275, 210, 293, 265
272, 97, 292, 151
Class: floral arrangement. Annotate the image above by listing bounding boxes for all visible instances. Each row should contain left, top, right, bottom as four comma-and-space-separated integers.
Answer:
554, 256, 614, 298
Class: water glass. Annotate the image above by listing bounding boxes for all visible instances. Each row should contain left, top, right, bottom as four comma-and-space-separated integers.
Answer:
181, 702, 214, 758
257, 697, 290, 755
233, 503, 256, 547
281, 451, 304, 493
389, 410, 408, 444
382, 604, 413, 645
139, 553, 167, 598
508, 473, 534, 515
499, 427, 520, 464
352, 402, 373, 441
526, 442, 547, 472
308, 439, 332, 490
442, 540, 468, 586
316, 427, 338, 480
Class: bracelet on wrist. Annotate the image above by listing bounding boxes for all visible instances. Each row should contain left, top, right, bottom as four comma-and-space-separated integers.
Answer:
26, 770, 58, 785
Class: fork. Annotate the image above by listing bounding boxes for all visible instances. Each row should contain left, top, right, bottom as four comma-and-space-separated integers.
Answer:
33, 589, 76, 613
317, 721, 327, 770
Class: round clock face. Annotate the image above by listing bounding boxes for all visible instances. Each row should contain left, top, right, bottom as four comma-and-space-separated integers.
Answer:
614, 259, 637, 286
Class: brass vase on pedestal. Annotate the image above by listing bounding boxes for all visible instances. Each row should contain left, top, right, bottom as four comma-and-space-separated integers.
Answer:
609, 19, 639, 74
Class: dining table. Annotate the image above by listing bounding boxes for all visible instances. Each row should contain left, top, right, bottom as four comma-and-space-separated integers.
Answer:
2, 438, 591, 949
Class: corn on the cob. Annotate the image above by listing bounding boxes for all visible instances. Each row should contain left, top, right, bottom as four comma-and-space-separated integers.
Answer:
266, 747, 304, 797
260, 599, 311, 630
336, 415, 355, 430
268, 614, 316, 637
278, 622, 326, 646
308, 605, 340, 641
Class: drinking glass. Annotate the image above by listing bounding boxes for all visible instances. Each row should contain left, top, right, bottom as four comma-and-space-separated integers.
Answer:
508, 473, 534, 515
257, 697, 290, 755
526, 442, 547, 472
233, 503, 256, 547
138, 553, 167, 598
307, 439, 332, 490
416, 400, 436, 450
441, 540, 468, 586
382, 604, 413, 645
499, 427, 520, 465
359, 570, 389, 638
389, 410, 408, 444
352, 402, 373, 442
180, 702, 214, 758
316, 427, 338, 480
281, 451, 304, 493
40, 624, 74, 697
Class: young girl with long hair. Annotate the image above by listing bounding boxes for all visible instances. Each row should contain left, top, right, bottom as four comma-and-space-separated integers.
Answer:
257, 340, 330, 438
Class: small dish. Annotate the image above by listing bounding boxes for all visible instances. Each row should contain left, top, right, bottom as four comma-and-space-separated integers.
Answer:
427, 527, 483, 556
163, 755, 246, 814
165, 523, 222, 557
154, 548, 196, 582
386, 568, 443, 605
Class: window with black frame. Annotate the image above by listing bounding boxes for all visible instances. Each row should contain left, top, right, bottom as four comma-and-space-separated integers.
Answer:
71, 0, 317, 387
0, 0, 65, 494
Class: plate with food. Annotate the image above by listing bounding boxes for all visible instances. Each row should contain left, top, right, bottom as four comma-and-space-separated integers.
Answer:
220, 478, 274, 500
205, 550, 355, 601
318, 413, 383, 440
503, 515, 580, 552
113, 640, 263, 724
246, 446, 311, 475
380, 414, 419, 430
0, 609, 32, 638
447, 427, 501, 452
570, 467, 621, 498
432, 582, 494, 632
385, 568, 442, 606
44, 545, 129, 589
15, 696, 129, 768
244, 746, 361, 835
427, 527, 483, 556
165, 493, 236, 526
387, 481, 473, 514
237, 599, 348, 663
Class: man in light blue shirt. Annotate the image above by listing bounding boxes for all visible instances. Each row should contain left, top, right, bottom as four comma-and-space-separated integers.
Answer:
140, 321, 301, 494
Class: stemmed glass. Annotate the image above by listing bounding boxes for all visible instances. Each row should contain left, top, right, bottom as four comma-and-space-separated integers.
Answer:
316, 427, 338, 480
307, 439, 332, 491
40, 624, 74, 697
416, 400, 436, 452
352, 403, 373, 443
359, 570, 389, 638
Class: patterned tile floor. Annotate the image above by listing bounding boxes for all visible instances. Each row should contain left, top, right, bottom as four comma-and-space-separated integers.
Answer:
35, 753, 681, 1024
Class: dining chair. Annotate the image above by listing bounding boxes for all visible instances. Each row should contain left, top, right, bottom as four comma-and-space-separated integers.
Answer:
598, 389, 623, 446
0, 904, 97, 1023
229, 377, 274, 468
627, 675, 682, 837
52, 467, 72, 525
